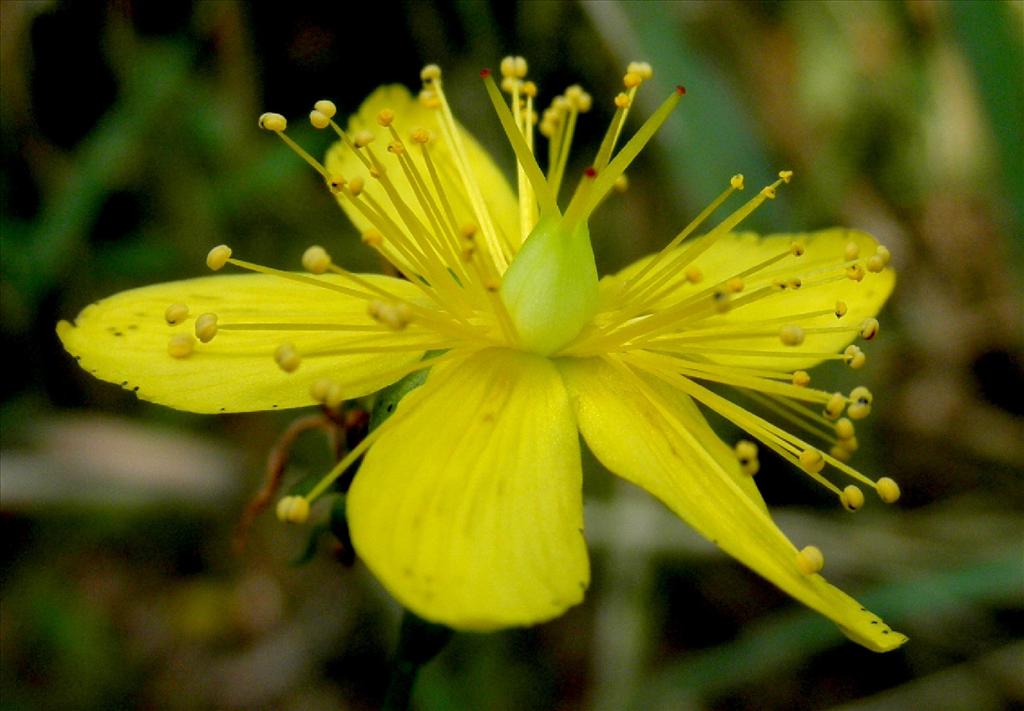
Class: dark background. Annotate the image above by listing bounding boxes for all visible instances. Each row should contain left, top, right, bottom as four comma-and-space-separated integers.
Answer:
2, 2, 1022, 709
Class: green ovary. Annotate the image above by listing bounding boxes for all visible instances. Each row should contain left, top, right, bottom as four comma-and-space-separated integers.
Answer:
500, 216, 599, 355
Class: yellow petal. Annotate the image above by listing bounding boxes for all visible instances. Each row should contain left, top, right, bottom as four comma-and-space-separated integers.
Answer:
348, 348, 588, 630
325, 85, 519, 250
58, 273, 428, 413
559, 356, 907, 652
609, 229, 895, 371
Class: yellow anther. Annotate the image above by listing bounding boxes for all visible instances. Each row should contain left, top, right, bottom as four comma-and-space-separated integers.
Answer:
327, 174, 346, 193
761, 185, 777, 199
627, 61, 653, 79
786, 277, 802, 290
309, 110, 330, 129
274, 343, 301, 373
576, 92, 593, 112
840, 484, 865, 511
361, 229, 383, 248
368, 301, 413, 331
302, 245, 332, 274
778, 170, 794, 183
623, 71, 643, 89
376, 109, 395, 127
275, 495, 310, 524
324, 382, 345, 409
859, 318, 879, 340
553, 96, 569, 112
354, 130, 375, 148
387, 141, 405, 155
779, 324, 806, 347
867, 254, 886, 272
258, 112, 287, 132
876, 477, 901, 504
838, 436, 859, 452
796, 545, 825, 575
310, 378, 333, 403
460, 223, 478, 239
846, 263, 865, 282
792, 370, 811, 387
844, 344, 867, 369
164, 303, 189, 325
500, 56, 517, 78
313, 99, 336, 118
790, 243, 805, 256
799, 448, 825, 474
847, 386, 873, 420
685, 266, 703, 284
514, 56, 528, 78
713, 290, 732, 313
875, 245, 891, 266
844, 241, 860, 261
565, 85, 583, 102
410, 128, 431, 144
730, 174, 745, 190
726, 276, 745, 293
418, 89, 441, 109
835, 301, 848, 318
830, 445, 852, 462
613, 175, 629, 193
420, 64, 442, 82
501, 76, 518, 93
522, 81, 538, 98
348, 176, 365, 196
206, 244, 232, 271
835, 417, 855, 440
824, 392, 846, 420
614, 93, 631, 109
734, 440, 760, 476
194, 313, 218, 343
167, 334, 195, 359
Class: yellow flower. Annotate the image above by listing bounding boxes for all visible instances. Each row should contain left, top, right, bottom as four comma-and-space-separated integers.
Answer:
58, 58, 906, 651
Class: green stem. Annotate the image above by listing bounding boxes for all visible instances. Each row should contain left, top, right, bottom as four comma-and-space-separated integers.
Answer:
382, 611, 454, 711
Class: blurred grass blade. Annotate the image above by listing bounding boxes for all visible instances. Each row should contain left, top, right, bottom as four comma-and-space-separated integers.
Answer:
950, 0, 1024, 239
8, 42, 193, 300
637, 555, 1022, 706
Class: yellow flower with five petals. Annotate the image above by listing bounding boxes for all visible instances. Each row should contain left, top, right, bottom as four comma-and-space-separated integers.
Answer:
58, 58, 906, 651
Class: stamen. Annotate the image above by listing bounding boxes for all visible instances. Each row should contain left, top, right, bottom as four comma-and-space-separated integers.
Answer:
368, 300, 413, 331
302, 245, 332, 274
167, 334, 195, 359
274, 343, 301, 373
734, 439, 760, 476
164, 303, 189, 325
847, 386, 873, 420
276, 495, 310, 524
876, 477, 901, 503
840, 484, 865, 511
194, 313, 218, 343
564, 85, 686, 226
207, 245, 232, 271
859, 318, 880, 340
844, 345, 867, 369
779, 324, 805, 346
796, 545, 824, 575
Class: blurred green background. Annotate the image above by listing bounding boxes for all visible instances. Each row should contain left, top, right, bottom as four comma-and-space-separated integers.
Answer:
2, 1, 1022, 709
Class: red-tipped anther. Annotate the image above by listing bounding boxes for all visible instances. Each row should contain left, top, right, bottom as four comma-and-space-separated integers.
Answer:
480, 68, 492, 78
676, 85, 687, 95
584, 166, 598, 178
